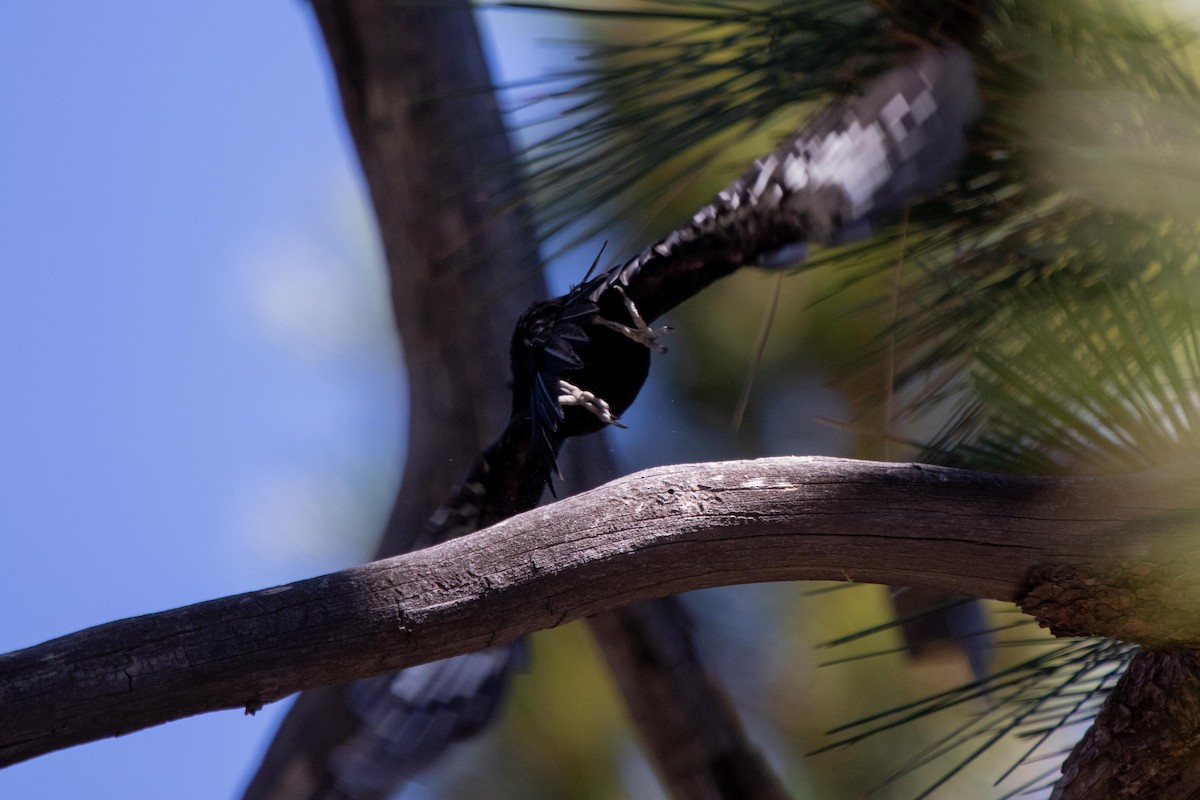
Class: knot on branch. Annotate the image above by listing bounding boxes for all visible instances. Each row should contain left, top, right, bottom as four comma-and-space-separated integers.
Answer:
1020, 561, 1200, 647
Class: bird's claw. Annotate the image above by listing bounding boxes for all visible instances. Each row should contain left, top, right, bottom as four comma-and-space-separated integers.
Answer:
557, 380, 627, 428
595, 285, 671, 353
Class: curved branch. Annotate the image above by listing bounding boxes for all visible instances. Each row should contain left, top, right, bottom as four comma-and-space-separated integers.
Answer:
1, 456, 1195, 768
562, 438, 791, 800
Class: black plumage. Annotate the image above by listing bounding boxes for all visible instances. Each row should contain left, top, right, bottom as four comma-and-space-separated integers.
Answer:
511, 45, 979, 481
332, 41, 982, 798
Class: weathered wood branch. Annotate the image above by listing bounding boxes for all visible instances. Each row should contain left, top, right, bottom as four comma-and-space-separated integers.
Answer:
2, 456, 1197, 769
563, 439, 791, 800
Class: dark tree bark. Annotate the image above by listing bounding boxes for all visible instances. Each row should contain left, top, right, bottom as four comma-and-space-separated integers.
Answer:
1053, 649, 1200, 800
588, 602, 790, 800
563, 440, 791, 800
310, 2, 531, 560
244, 2, 541, 796
5, 456, 1200, 786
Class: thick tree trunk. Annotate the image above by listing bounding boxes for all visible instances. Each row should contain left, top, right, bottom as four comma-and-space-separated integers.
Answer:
244, 2, 540, 797
1053, 649, 1200, 800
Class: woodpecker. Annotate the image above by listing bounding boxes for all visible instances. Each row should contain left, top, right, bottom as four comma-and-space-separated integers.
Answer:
320, 44, 982, 799
512, 45, 979, 480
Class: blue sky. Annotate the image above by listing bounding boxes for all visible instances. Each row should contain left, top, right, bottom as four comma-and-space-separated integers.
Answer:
0, 4, 408, 797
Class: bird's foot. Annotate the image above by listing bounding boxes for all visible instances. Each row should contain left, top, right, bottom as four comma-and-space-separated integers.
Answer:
557, 380, 627, 428
594, 285, 672, 353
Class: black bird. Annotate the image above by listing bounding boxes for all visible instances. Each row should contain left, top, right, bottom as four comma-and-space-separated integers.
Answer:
512, 45, 979, 483
322, 45, 983, 800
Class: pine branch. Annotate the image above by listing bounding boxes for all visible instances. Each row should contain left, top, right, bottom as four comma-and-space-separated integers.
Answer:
4, 455, 1200, 771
